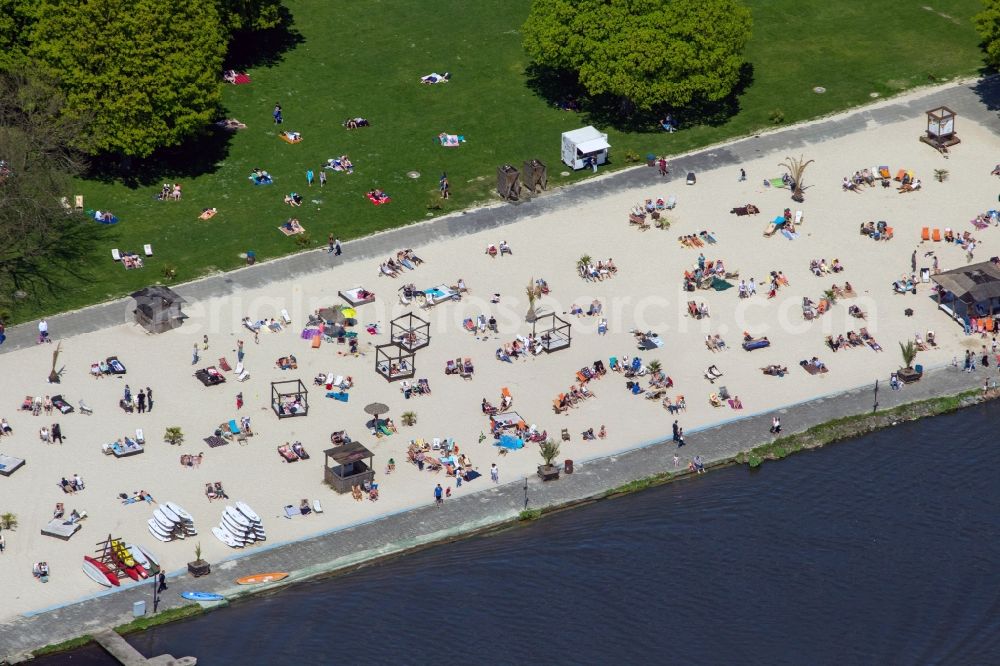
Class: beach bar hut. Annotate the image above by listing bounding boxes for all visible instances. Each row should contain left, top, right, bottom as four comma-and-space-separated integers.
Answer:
561, 126, 609, 170
271, 379, 309, 418
532, 312, 572, 353
390, 312, 431, 352
932, 261, 1000, 327
920, 106, 960, 153
323, 441, 375, 493
131, 286, 186, 333
375, 343, 416, 381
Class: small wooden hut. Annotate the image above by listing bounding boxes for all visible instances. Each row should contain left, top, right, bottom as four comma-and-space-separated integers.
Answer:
323, 442, 375, 493
131, 286, 187, 333
522, 159, 547, 194
497, 164, 521, 201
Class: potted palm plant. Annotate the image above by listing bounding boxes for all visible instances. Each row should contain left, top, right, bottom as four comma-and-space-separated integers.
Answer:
188, 541, 210, 577
537, 439, 561, 481
897, 341, 922, 383
525, 278, 542, 323
164, 426, 184, 446
401, 411, 417, 426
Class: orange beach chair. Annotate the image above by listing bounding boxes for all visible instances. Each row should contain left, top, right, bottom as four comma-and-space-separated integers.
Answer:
932, 228, 941, 242
311, 335, 322, 349
921, 227, 930, 241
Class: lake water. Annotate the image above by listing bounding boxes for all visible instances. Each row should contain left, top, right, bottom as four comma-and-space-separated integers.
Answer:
37, 403, 1000, 665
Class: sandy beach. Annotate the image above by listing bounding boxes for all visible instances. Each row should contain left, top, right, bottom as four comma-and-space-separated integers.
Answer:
1, 110, 998, 620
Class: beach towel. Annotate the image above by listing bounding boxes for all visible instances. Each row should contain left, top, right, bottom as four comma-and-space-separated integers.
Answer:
438, 133, 465, 147
326, 391, 349, 402
710, 277, 734, 291
781, 229, 799, 240
233, 73, 251, 84
366, 192, 391, 206
463, 470, 482, 482
769, 178, 786, 188
498, 434, 525, 450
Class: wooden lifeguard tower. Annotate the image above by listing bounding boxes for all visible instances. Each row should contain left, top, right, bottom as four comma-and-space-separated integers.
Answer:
919, 106, 960, 156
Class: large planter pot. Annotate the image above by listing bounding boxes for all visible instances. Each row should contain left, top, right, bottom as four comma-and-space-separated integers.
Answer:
897, 367, 923, 383
187, 560, 211, 577
537, 464, 561, 481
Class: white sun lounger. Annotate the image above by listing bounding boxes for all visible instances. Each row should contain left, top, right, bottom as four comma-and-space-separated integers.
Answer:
144, 244, 153, 256
112, 248, 121, 261
135, 428, 144, 444
281, 309, 292, 325
312, 499, 323, 513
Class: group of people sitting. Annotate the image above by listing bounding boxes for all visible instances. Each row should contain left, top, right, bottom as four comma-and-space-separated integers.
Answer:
351, 480, 379, 501
120, 489, 154, 504
581, 425, 607, 440
892, 274, 919, 294
157, 183, 182, 201
242, 316, 283, 333
825, 330, 869, 352
569, 300, 603, 317
205, 482, 229, 500
281, 130, 302, 142
344, 117, 370, 129
276, 354, 297, 370
843, 169, 880, 191
121, 251, 144, 269
280, 218, 304, 233
809, 258, 844, 276
59, 474, 84, 493
578, 258, 617, 281
274, 394, 306, 416
765, 173, 795, 190
762, 364, 788, 377
180, 452, 204, 467
250, 168, 273, 184
379, 249, 423, 277
485, 241, 513, 257
283, 192, 303, 207
859, 220, 893, 240
367, 188, 389, 203
326, 155, 353, 172
496, 334, 543, 361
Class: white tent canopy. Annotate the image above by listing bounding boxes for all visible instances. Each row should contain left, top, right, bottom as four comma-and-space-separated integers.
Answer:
561, 126, 610, 170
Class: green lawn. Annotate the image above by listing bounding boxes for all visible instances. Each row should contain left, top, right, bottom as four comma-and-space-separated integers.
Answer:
5, 0, 985, 322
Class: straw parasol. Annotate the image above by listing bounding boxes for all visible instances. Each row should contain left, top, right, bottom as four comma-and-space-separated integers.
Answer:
318, 307, 345, 325
364, 402, 389, 430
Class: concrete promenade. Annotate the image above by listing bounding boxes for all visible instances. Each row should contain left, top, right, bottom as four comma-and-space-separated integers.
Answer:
2, 78, 1000, 660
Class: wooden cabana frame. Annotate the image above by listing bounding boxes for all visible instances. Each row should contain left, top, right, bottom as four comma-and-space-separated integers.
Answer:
271, 379, 308, 418
532, 312, 572, 353
390, 311, 431, 351
375, 343, 415, 381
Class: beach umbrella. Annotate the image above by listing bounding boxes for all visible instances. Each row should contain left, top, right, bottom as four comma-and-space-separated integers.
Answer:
364, 401, 389, 430
318, 307, 345, 325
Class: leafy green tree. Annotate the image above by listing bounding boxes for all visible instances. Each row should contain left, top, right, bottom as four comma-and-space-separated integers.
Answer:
29, 0, 227, 157
0, 69, 100, 298
523, 0, 753, 111
217, 0, 284, 33
0, 0, 37, 72
976, 0, 1000, 68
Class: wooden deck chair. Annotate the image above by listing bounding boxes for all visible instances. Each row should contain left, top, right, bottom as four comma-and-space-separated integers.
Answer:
987, 318, 995, 333
884, 226, 894, 240
894, 169, 906, 181
921, 227, 930, 241
932, 228, 941, 242
501, 387, 512, 399
311, 335, 322, 348
74, 195, 84, 209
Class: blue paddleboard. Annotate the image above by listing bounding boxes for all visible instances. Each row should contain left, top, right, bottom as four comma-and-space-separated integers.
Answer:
181, 591, 225, 602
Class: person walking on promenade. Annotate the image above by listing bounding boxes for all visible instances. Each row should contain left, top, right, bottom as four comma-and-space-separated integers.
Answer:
334, 238, 342, 256
306, 169, 314, 187
770, 416, 781, 434
434, 484, 443, 505
658, 157, 668, 177
273, 103, 282, 124
38, 318, 50, 344
236, 392, 243, 410
319, 170, 327, 187
328, 233, 336, 254
157, 571, 167, 592
490, 463, 499, 483
739, 167, 746, 182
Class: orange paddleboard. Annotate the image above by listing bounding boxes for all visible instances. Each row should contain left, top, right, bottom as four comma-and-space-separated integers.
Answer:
236, 572, 289, 585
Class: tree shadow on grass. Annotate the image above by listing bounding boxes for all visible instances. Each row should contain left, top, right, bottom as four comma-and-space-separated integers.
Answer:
1, 213, 107, 317
525, 61, 755, 134
83, 125, 235, 188
224, 6, 305, 71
